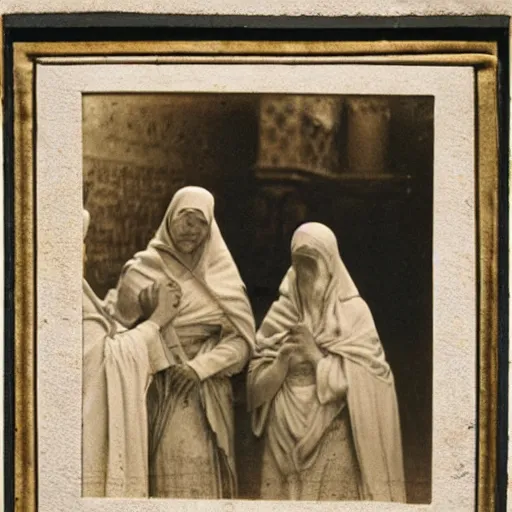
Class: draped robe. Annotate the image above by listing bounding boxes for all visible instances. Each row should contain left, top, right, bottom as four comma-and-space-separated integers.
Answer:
247, 223, 406, 502
108, 187, 255, 498
82, 279, 173, 497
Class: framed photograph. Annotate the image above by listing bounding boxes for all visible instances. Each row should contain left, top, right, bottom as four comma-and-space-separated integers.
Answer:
3, 14, 509, 512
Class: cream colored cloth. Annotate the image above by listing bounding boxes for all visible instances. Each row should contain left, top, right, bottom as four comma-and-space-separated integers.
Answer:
82, 279, 172, 497
259, 411, 361, 501
248, 222, 406, 502
111, 186, 255, 346
106, 187, 255, 497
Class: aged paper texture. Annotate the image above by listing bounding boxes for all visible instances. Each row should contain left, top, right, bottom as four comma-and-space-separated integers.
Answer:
35, 63, 475, 511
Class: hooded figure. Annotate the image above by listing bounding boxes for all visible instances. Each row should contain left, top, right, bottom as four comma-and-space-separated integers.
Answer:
108, 186, 255, 499
82, 209, 179, 498
247, 222, 405, 502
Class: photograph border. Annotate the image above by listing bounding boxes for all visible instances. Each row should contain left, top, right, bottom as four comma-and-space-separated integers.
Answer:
2, 20, 507, 512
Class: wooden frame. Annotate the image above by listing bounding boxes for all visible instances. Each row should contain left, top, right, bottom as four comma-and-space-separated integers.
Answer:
3, 24, 505, 512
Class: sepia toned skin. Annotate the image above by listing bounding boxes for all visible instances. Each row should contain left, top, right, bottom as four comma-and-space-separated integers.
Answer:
169, 209, 210, 253
138, 280, 182, 329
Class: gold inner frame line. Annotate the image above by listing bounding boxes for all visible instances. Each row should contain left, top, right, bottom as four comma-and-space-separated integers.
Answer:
33, 53, 497, 67
10, 39, 500, 512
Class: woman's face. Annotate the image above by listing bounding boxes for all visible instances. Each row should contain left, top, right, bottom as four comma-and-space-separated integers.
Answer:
292, 247, 330, 297
169, 209, 209, 254
292, 252, 318, 286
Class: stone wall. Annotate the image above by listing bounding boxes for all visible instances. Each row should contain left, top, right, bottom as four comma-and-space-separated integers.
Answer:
83, 93, 258, 298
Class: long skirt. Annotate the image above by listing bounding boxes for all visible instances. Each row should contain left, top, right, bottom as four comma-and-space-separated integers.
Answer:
259, 408, 362, 501
147, 369, 232, 498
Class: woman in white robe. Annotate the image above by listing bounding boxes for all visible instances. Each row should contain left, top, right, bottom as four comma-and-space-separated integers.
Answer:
108, 186, 255, 499
247, 222, 406, 502
82, 210, 181, 497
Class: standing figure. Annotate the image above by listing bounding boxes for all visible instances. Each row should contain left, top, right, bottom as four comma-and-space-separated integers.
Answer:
108, 186, 255, 499
82, 209, 181, 497
247, 222, 405, 502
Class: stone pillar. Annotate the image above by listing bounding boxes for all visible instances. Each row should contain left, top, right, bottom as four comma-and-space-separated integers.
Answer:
346, 97, 391, 175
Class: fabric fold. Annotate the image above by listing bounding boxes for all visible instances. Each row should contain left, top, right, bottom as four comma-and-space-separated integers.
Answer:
108, 187, 255, 498
248, 222, 405, 502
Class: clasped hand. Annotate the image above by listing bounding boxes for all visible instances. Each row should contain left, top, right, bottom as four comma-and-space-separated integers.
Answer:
142, 280, 182, 328
277, 323, 323, 366
169, 364, 200, 398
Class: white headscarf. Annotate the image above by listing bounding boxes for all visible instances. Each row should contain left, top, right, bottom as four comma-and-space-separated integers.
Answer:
289, 222, 359, 334
117, 186, 255, 348
249, 222, 406, 502
255, 222, 383, 367
291, 222, 359, 298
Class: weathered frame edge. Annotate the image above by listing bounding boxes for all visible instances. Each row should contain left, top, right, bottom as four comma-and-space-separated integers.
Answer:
6, 38, 501, 512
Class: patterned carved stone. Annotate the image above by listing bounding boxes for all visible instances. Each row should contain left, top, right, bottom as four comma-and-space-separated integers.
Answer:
83, 157, 185, 295
257, 96, 342, 177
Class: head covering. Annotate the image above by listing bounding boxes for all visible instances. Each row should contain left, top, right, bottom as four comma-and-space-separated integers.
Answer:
116, 186, 255, 348
259, 222, 363, 343
291, 222, 358, 298
151, 186, 214, 253
290, 222, 359, 331
248, 222, 405, 502
83, 209, 91, 240
253, 220, 391, 373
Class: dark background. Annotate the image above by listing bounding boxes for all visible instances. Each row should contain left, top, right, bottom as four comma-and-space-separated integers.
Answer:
83, 92, 433, 503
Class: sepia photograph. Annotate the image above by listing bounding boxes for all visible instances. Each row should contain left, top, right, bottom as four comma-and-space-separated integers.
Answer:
81, 92, 434, 504
4, 12, 509, 512
8, 30, 500, 511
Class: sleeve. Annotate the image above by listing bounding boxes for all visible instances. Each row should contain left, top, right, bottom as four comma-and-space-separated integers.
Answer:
315, 353, 349, 405
107, 321, 173, 375
246, 354, 288, 413
140, 321, 175, 374
113, 267, 152, 328
103, 321, 172, 498
186, 329, 250, 381
258, 293, 297, 339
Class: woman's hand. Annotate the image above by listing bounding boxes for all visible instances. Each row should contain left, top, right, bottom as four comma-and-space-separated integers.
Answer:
276, 339, 299, 366
146, 281, 182, 328
169, 364, 200, 398
289, 323, 324, 366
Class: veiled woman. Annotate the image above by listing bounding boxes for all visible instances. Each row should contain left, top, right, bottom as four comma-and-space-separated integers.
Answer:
108, 186, 255, 499
247, 222, 405, 502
